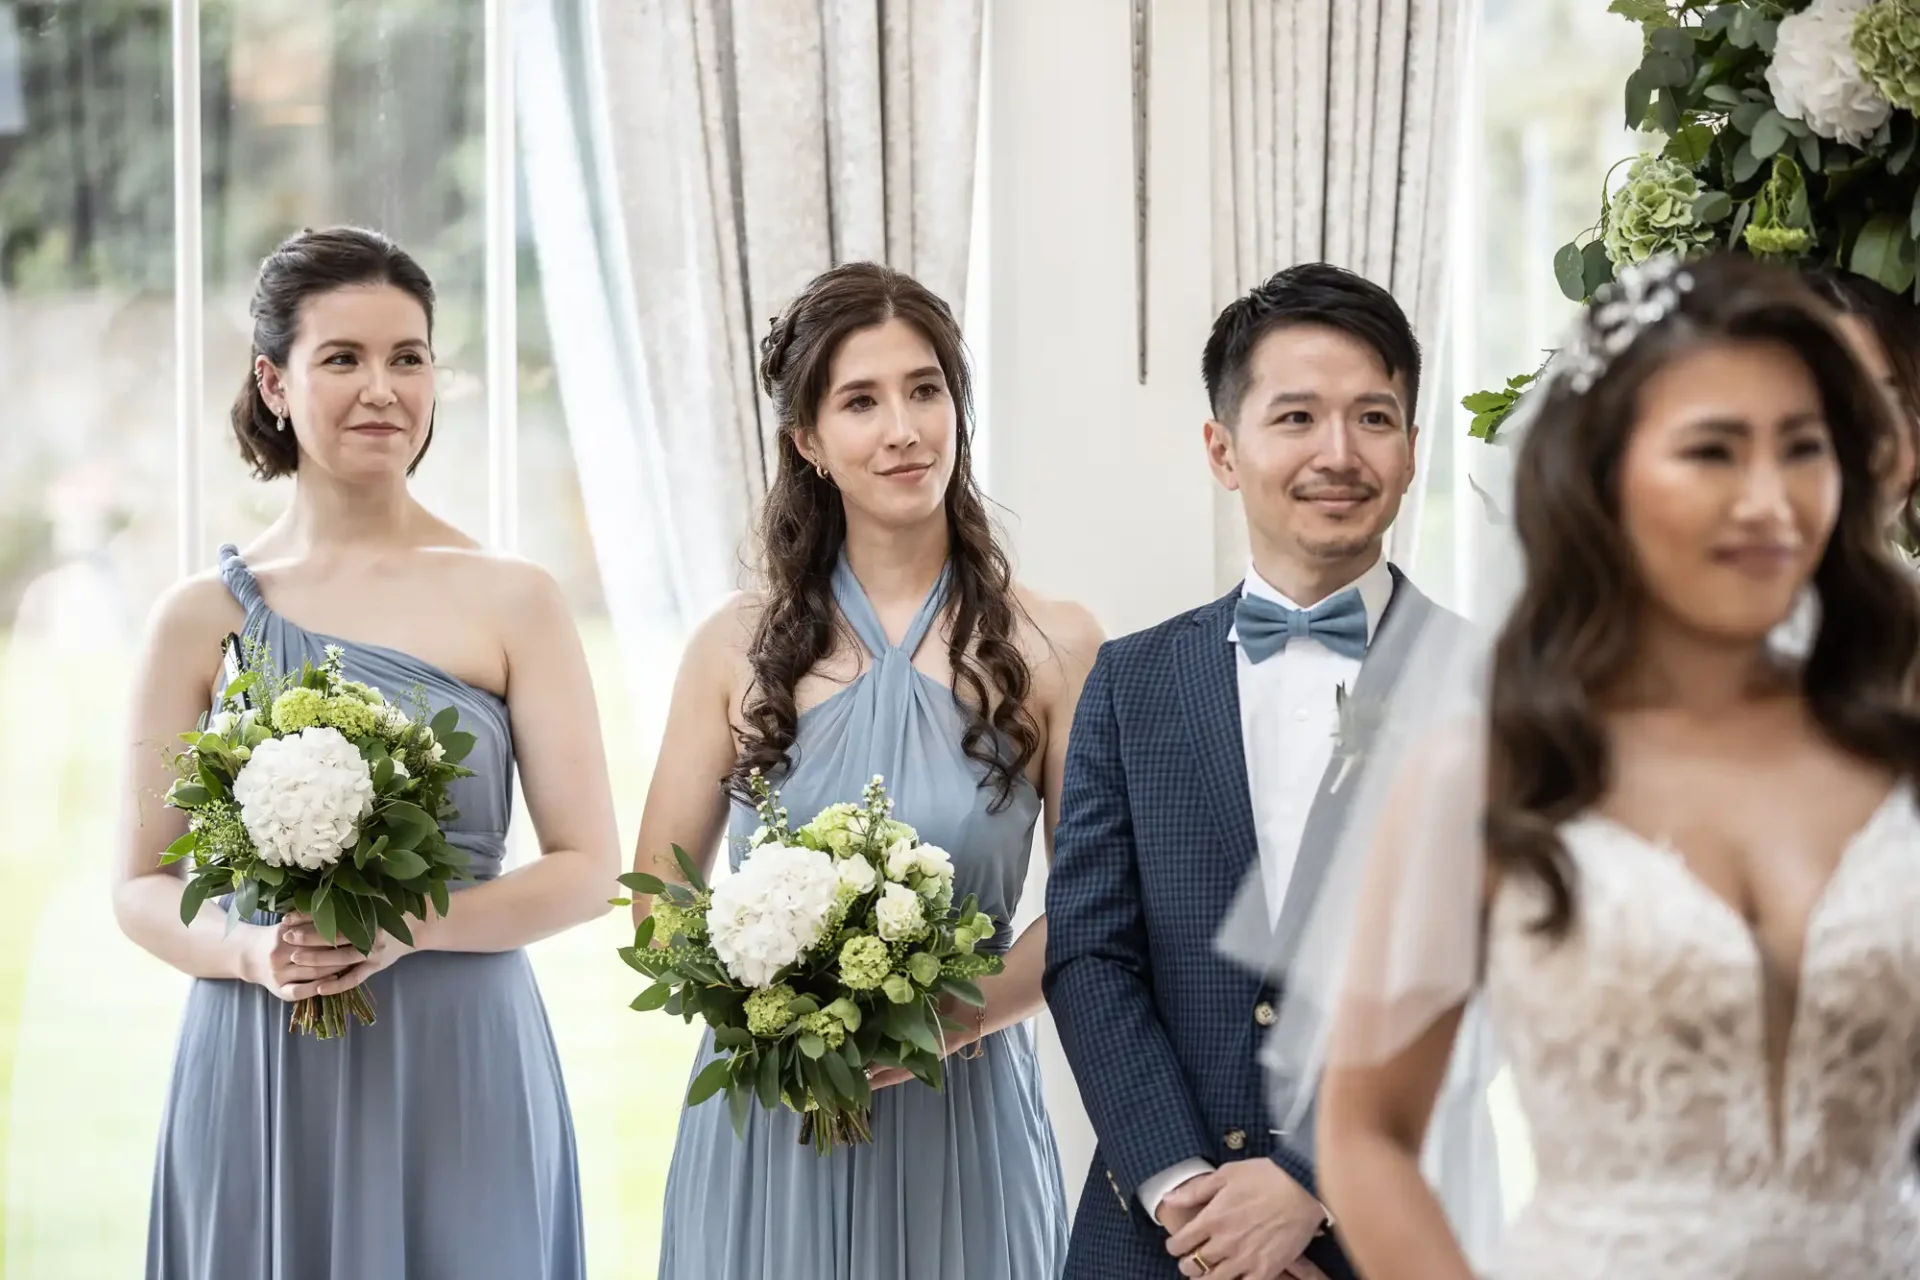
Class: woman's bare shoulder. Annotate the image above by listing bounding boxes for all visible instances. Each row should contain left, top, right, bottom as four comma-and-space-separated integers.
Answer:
1010, 582, 1105, 670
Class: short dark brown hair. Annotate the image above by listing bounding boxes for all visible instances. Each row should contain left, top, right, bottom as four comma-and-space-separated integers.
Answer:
231, 226, 437, 480
1202, 262, 1422, 426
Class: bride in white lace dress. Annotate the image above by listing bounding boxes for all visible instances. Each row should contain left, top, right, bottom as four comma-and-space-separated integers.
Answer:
1264, 254, 1920, 1280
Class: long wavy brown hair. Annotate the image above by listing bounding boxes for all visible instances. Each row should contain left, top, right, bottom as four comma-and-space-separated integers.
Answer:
1487, 254, 1920, 938
1804, 266, 1920, 551
728, 262, 1039, 809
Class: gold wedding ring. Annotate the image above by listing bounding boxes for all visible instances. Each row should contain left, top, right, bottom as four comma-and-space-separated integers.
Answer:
1190, 1253, 1213, 1276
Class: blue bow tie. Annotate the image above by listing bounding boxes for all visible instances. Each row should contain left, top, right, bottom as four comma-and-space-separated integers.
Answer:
1235, 589, 1368, 662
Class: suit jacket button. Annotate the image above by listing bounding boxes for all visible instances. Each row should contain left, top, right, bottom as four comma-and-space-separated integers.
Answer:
1224, 1128, 1247, 1151
1253, 1001, 1276, 1027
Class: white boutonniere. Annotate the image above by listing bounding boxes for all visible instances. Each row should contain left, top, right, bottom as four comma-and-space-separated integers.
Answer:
1329, 682, 1379, 794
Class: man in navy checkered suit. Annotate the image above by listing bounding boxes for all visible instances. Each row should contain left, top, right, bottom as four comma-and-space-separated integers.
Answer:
1046, 264, 1448, 1280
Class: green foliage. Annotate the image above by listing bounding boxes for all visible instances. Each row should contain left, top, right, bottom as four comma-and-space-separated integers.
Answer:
1470, 0, 1920, 442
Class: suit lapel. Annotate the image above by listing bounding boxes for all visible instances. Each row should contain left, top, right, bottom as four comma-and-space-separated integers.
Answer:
1217, 568, 1441, 978
1178, 590, 1262, 896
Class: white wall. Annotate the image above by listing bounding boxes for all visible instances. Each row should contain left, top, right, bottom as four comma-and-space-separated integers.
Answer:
985, 0, 1228, 1218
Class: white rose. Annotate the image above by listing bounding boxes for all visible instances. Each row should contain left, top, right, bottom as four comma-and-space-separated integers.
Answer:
231, 726, 375, 871
836, 853, 878, 896
207, 710, 238, 736
911, 842, 954, 884
875, 881, 926, 942
1766, 0, 1890, 146
705, 843, 840, 987
884, 837, 919, 881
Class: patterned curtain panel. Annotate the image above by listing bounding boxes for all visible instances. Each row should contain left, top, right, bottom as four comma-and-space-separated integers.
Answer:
1207, 0, 1474, 570
591, 0, 986, 619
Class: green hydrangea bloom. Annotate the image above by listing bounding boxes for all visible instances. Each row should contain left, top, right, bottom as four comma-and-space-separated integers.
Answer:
651, 899, 708, 943
1744, 223, 1814, 256
745, 983, 798, 1037
337, 679, 385, 705
320, 695, 380, 739
1603, 157, 1717, 267
838, 935, 890, 990
907, 952, 941, 987
1853, 1, 1920, 115
800, 803, 862, 856
798, 1010, 847, 1051
270, 687, 327, 733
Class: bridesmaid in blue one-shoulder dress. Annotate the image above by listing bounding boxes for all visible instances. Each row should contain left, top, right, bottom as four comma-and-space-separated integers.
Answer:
637, 261, 1105, 1280
141, 548, 587, 1279
115, 227, 614, 1280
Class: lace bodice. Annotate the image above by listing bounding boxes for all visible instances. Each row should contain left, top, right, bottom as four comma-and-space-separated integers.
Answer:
1483, 785, 1920, 1278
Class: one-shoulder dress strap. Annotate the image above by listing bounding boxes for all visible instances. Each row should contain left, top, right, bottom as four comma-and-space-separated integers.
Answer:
830, 553, 950, 659
217, 543, 267, 616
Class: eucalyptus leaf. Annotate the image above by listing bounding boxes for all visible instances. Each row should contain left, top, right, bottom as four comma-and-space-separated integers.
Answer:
631, 982, 673, 1012
756, 1048, 782, 1110
336, 894, 374, 953
1663, 123, 1713, 166
1692, 190, 1732, 224
671, 845, 709, 893
618, 871, 667, 896
1730, 102, 1768, 134
1702, 83, 1742, 106
232, 878, 259, 923
179, 876, 212, 926
1750, 111, 1788, 160
728, 1078, 754, 1136
687, 1058, 732, 1107
1642, 53, 1688, 88
1732, 140, 1763, 184
171, 783, 211, 808
1624, 69, 1653, 130
799, 1033, 827, 1060
1553, 242, 1586, 303
382, 847, 430, 880
1852, 215, 1917, 295
431, 706, 459, 739
1580, 239, 1615, 298
440, 731, 477, 765
713, 1026, 754, 1050
370, 897, 415, 947
1797, 133, 1820, 174
313, 889, 339, 945
1648, 27, 1691, 58
821, 1049, 857, 1101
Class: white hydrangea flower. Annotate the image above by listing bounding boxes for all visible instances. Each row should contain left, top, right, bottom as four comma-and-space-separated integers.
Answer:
875, 881, 927, 942
1767, 0, 1890, 146
836, 853, 878, 896
231, 727, 375, 871
706, 843, 839, 987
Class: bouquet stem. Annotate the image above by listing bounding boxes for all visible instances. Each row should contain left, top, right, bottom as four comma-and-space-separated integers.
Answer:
288, 990, 377, 1039
797, 1106, 873, 1154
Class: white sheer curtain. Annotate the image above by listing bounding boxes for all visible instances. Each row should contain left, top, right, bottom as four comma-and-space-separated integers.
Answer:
578, 0, 987, 627
1207, 0, 1474, 575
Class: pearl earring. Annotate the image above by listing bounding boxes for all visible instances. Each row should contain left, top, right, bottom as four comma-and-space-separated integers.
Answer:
275, 412, 288, 433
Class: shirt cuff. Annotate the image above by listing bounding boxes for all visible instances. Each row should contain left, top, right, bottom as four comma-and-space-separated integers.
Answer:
1139, 1158, 1215, 1224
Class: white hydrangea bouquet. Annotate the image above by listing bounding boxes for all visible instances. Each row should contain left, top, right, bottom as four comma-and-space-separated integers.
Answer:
614, 772, 1002, 1153
162, 635, 474, 1037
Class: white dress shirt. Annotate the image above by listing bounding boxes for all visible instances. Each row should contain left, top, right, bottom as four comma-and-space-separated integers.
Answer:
1139, 556, 1394, 1224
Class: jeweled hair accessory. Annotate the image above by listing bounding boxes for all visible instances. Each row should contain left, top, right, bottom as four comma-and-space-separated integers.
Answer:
1554, 254, 1696, 395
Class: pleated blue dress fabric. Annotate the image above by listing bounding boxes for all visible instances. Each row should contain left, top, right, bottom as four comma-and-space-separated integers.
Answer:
144, 545, 586, 1280
656, 555, 1068, 1279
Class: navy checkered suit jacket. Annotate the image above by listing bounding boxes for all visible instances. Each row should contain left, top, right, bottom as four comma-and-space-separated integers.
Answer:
1045, 570, 1445, 1280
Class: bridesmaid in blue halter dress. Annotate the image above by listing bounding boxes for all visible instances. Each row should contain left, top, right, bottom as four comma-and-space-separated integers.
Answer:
638, 263, 1104, 1279
113, 228, 617, 1279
